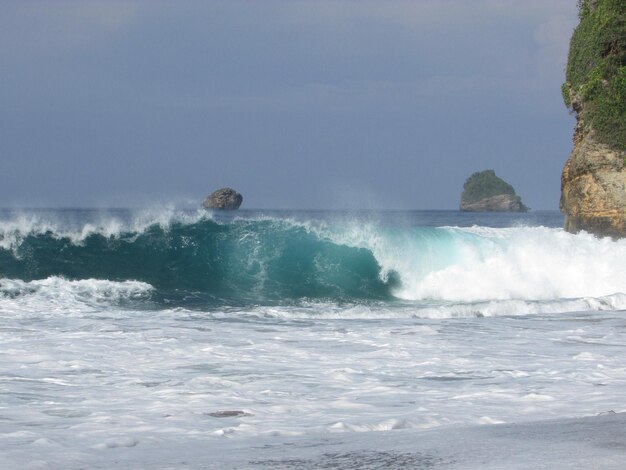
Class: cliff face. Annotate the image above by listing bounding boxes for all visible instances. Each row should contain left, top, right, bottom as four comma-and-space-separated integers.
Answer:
460, 194, 527, 212
560, 0, 626, 237
560, 122, 626, 237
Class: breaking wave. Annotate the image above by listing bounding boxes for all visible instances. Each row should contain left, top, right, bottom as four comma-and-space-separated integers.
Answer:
1, 211, 625, 311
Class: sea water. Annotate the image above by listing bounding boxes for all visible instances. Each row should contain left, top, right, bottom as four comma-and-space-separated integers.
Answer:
1, 208, 625, 468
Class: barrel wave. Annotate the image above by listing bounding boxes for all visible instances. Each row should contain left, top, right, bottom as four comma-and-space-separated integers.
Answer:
1, 210, 625, 313
0, 217, 395, 304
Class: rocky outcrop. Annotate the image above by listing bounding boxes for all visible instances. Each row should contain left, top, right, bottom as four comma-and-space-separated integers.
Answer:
460, 193, 527, 212
202, 188, 243, 210
460, 170, 528, 212
560, 0, 626, 238
560, 127, 626, 237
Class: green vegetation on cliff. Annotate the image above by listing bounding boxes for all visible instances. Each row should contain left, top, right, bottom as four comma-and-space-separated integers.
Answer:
562, 0, 626, 150
461, 170, 516, 204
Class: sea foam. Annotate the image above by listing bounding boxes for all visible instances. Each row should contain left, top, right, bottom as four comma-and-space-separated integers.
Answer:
316, 222, 626, 302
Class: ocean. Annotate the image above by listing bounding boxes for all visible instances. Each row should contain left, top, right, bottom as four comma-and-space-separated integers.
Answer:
1, 208, 626, 469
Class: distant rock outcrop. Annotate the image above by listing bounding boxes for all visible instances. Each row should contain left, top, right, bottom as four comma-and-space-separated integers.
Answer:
560, 0, 625, 238
460, 170, 528, 212
202, 188, 243, 210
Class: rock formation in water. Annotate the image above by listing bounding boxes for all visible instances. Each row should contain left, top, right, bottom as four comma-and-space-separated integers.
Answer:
560, 0, 626, 238
460, 170, 528, 212
202, 188, 243, 210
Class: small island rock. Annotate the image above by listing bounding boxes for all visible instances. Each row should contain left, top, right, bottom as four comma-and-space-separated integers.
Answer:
460, 170, 528, 212
202, 188, 243, 210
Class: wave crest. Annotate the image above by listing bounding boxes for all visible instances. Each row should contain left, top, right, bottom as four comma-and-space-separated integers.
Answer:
1, 211, 625, 307
0, 216, 393, 303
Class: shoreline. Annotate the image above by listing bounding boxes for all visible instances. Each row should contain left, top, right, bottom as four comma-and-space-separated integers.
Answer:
11, 412, 625, 469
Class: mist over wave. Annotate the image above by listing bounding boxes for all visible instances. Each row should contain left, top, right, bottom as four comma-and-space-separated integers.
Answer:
0, 209, 625, 313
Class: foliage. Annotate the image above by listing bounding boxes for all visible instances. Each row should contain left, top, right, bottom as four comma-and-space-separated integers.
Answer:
461, 170, 516, 204
563, 0, 626, 149
577, 0, 594, 19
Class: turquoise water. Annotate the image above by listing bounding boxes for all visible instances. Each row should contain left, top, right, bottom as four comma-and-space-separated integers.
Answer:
0, 209, 568, 306
1, 208, 626, 468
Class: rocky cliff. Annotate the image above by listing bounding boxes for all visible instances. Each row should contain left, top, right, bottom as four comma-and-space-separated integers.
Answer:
460, 193, 527, 212
560, 0, 626, 238
460, 170, 528, 212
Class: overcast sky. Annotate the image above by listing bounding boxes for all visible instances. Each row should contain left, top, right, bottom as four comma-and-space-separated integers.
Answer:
1, 0, 579, 209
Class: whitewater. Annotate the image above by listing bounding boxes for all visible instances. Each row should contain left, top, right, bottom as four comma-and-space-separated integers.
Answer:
1, 208, 626, 468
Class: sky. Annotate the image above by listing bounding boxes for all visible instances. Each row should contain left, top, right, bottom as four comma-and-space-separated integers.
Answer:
0, 0, 579, 210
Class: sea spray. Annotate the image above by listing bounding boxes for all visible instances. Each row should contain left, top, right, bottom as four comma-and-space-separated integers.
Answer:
311, 219, 626, 302
372, 226, 626, 301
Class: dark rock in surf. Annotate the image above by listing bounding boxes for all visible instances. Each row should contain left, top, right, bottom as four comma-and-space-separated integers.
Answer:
205, 410, 252, 418
202, 188, 243, 210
